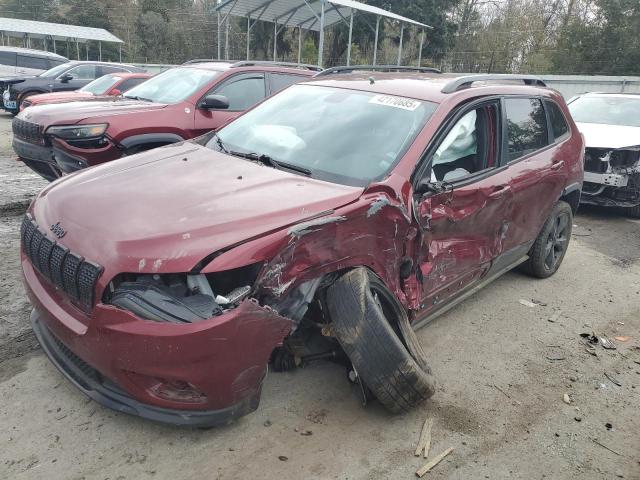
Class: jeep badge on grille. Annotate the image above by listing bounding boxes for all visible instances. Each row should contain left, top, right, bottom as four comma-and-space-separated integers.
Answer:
50, 222, 66, 239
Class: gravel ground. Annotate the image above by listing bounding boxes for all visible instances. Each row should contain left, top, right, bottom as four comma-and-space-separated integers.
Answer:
0, 111, 638, 480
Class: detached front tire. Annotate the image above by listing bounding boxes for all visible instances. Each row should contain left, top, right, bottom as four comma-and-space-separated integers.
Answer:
326, 268, 435, 413
521, 200, 573, 278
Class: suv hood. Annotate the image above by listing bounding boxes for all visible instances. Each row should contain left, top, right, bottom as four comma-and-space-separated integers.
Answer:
576, 122, 640, 149
31, 143, 363, 275
19, 99, 168, 126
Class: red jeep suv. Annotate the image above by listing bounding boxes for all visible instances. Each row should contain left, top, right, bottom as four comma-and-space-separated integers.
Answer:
22, 69, 584, 426
12, 61, 318, 180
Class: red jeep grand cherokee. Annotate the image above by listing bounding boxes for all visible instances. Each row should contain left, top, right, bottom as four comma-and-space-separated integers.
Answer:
12, 61, 318, 181
19, 72, 153, 111
22, 69, 584, 426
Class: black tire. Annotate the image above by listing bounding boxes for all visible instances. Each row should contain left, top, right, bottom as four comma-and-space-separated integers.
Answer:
326, 268, 435, 413
521, 201, 573, 278
625, 204, 640, 219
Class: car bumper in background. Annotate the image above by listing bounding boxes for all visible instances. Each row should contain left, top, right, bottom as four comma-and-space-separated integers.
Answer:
12, 136, 61, 181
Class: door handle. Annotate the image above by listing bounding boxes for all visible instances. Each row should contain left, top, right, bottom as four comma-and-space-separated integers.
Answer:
551, 159, 565, 170
489, 185, 511, 198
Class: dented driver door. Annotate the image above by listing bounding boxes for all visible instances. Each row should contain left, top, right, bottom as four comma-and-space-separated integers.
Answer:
411, 100, 514, 313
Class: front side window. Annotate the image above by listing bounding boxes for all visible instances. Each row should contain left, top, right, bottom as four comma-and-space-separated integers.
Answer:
430, 103, 498, 182
569, 95, 640, 127
214, 75, 265, 111
66, 65, 97, 80
124, 67, 220, 104
505, 98, 548, 161
545, 100, 569, 140
80, 74, 120, 94
17, 55, 49, 70
209, 85, 437, 186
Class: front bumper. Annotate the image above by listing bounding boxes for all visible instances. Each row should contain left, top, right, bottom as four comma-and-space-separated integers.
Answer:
12, 136, 61, 181
23, 257, 293, 427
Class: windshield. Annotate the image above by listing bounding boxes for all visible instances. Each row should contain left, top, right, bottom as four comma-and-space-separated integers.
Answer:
569, 96, 640, 127
208, 85, 437, 186
80, 74, 120, 95
38, 63, 70, 78
123, 67, 219, 103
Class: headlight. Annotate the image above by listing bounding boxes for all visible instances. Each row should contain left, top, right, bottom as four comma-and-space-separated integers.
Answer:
46, 123, 108, 140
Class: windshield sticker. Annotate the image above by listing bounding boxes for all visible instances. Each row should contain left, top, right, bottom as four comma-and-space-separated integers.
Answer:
369, 95, 421, 111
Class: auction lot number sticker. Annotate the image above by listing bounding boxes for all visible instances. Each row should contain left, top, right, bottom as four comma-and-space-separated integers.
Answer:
369, 94, 421, 111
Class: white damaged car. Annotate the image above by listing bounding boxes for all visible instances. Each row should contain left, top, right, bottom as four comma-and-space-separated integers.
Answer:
568, 93, 640, 217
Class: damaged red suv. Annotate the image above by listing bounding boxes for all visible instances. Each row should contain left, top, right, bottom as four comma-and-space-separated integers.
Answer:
22, 68, 584, 426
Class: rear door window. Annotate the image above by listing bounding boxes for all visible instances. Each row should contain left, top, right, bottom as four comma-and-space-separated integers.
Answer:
544, 100, 569, 141
100, 65, 129, 76
17, 55, 49, 70
0, 51, 16, 67
214, 74, 266, 111
66, 64, 97, 79
504, 98, 549, 162
269, 73, 305, 94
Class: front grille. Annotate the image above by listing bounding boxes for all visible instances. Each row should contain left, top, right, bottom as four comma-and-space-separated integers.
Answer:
12, 117, 44, 144
21, 214, 103, 309
49, 329, 102, 383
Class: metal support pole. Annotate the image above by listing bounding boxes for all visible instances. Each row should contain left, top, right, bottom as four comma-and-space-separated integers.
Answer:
217, 12, 221, 59
85, 42, 88, 60
418, 29, 424, 66
119, 44, 122, 63
273, 21, 277, 60
397, 24, 404, 66
346, 8, 354, 66
53, 37, 56, 53
246, 17, 251, 60
225, 18, 230, 60
373, 16, 380, 65
99, 41, 102, 61
298, 27, 302, 64
318, 0, 325, 67
75, 39, 79, 60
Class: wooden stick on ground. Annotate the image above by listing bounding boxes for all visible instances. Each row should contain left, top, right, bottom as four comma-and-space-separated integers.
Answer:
415, 447, 454, 478
414, 417, 433, 457
422, 418, 433, 459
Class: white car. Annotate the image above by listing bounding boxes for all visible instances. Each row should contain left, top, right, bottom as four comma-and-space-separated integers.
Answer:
568, 93, 640, 217
0, 46, 67, 78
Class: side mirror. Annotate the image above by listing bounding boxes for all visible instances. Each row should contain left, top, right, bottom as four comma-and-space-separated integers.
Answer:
60, 73, 73, 83
109, 88, 121, 96
199, 94, 229, 110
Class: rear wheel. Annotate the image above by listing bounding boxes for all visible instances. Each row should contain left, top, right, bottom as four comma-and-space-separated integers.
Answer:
521, 201, 573, 278
326, 268, 435, 413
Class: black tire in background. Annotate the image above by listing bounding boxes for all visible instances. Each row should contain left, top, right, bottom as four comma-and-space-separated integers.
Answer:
626, 203, 640, 219
326, 268, 435, 413
520, 200, 573, 278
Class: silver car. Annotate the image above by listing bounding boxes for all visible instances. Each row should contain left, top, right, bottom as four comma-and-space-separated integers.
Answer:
0, 46, 68, 78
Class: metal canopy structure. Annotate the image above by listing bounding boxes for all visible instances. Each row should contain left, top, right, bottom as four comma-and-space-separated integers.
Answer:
0, 17, 124, 61
215, 0, 431, 67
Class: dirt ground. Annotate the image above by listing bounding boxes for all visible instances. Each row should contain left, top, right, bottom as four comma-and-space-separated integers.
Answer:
0, 111, 638, 480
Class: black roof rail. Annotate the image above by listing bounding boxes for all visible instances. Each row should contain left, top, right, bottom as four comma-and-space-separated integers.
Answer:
315, 65, 442, 77
441, 74, 547, 93
181, 59, 233, 65
230, 61, 323, 71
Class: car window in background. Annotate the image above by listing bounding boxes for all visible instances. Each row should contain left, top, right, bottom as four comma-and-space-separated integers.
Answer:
48, 59, 67, 68
545, 100, 569, 140
17, 55, 49, 70
211, 85, 437, 187
80, 74, 120, 94
67, 64, 97, 79
101, 65, 128, 75
569, 95, 640, 127
0, 51, 16, 67
117, 77, 148, 92
505, 98, 549, 161
269, 73, 305, 93
215, 75, 265, 110
124, 67, 220, 104
38, 63, 70, 77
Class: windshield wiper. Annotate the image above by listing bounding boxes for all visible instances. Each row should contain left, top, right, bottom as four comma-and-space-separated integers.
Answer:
228, 151, 311, 176
212, 132, 229, 154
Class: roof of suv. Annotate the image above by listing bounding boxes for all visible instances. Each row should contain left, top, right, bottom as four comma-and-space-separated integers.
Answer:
61, 60, 141, 69
306, 71, 554, 104
180, 60, 322, 75
0, 45, 67, 60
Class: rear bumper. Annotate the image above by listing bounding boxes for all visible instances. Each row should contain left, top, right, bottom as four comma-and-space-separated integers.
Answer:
12, 136, 60, 181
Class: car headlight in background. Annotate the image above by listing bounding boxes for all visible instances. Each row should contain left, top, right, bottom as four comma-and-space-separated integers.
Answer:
46, 123, 108, 140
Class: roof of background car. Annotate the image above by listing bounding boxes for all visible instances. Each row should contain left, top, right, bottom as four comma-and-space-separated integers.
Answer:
181, 61, 316, 76
63, 60, 140, 68
304, 72, 557, 103
111, 72, 154, 79
0, 45, 67, 60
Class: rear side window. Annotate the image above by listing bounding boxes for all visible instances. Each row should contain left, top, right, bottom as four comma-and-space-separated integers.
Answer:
118, 78, 147, 92
100, 65, 129, 75
504, 98, 548, 161
215, 74, 266, 111
0, 51, 16, 67
545, 100, 569, 141
17, 55, 49, 70
66, 65, 97, 79
269, 73, 304, 94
